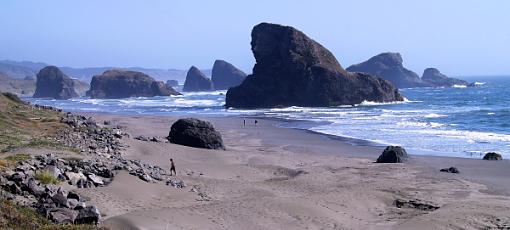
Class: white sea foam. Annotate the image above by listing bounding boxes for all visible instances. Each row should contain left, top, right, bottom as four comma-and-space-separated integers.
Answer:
452, 84, 467, 88
424, 113, 447, 118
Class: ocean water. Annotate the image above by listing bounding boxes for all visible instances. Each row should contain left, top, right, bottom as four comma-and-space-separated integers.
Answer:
26, 76, 510, 159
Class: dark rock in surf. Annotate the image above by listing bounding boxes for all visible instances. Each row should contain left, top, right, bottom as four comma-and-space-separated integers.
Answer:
422, 68, 468, 87
211, 60, 246, 90
347, 53, 427, 88
183, 66, 214, 92
225, 23, 403, 108
33, 66, 79, 99
376, 146, 409, 163
167, 118, 225, 150
483, 152, 502, 161
86, 70, 180, 99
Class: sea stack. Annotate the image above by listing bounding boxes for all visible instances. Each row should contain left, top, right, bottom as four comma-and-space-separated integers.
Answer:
211, 60, 247, 90
225, 23, 403, 108
347, 53, 426, 88
422, 68, 468, 87
33, 66, 79, 99
86, 70, 180, 99
183, 66, 214, 92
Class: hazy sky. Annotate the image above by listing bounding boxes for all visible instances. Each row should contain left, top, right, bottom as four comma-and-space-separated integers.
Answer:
1, 0, 509, 76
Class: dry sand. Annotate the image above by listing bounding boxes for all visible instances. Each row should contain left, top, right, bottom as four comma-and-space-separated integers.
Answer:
75, 114, 510, 230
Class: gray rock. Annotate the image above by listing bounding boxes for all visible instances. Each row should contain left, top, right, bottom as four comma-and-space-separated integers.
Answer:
44, 166, 62, 178
48, 208, 78, 224
376, 146, 409, 163
65, 172, 87, 185
440, 167, 460, 173
211, 60, 246, 90
422, 68, 468, 87
86, 174, 104, 186
75, 205, 101, 224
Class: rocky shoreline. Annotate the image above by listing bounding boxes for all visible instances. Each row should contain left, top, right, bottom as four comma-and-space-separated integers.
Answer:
0, 105, 185, 226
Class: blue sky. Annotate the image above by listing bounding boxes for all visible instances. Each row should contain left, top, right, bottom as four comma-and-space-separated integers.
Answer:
1, 0, 509, 76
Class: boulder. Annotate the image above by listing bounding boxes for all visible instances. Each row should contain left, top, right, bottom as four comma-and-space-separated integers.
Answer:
483, 152, 503, 161
347, 53, 427, 88
65, 172, 87, 185
376, 146, 409, 163
168, 118, 225, 150
86, 70, 180, 98
33, 66, 79, 99
166, 80, 179, 87
422, 68, 468, 87
225, 23, 403, 108
211, 60, 246, 90
183, 66, 214, 92
48, 208, 78, 224
86, 174, 104, 186
440, 167, 460, 173
75, 205, 101, 224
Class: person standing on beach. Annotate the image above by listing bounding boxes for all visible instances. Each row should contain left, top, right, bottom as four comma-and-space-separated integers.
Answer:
254, 120, 258, 126
169, 158, 176, 176
243, 119, 246, 126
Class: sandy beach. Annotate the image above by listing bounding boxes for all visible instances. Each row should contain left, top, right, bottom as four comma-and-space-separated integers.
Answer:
67, 113, 510, 230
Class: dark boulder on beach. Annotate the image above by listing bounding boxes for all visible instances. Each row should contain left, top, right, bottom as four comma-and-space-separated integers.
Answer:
440, 167, 460, 173
211, 60, 246, 90
33, 66, 79, 99
167, 118, 225, 150
422, 68, 468, 87
86, 70, 180, 99
347, 53, 427, 88
483, 152, 502, 161
376, 146, 409, 163
166, 80, 179, 87
183, 66, 214, 92
225, 23, 403, 108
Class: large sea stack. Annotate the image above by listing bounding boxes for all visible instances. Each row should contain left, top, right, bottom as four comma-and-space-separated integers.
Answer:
86, 70, 180, 99
211, 60, 247, 90
225, 23, 403, 108
347, 53, 426, 88
183, 66, 214, 92
33, 66, 79, 99
422, 68, 468, 87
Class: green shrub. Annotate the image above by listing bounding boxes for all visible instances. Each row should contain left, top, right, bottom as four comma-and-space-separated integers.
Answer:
34, 171, 60, 185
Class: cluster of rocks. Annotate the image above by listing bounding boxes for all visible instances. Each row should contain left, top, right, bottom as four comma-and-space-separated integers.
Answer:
183, 60, 246, 92
440, 167, 460, 174
346, 53, 470, 88
225, 23, 403, 108
57, 113, 126, 156
134, 135, 165, 143
0, 154, 101, 224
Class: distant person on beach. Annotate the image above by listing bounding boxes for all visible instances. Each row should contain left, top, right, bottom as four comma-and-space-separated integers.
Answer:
255, 120, 258, 126
169, 158, 176, 176
243, 119, 246, 126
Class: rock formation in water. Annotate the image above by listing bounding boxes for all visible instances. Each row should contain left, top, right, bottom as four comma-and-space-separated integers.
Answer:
421, 68, 468, 87
167, 118, 225, 150
166, 80, 179, 88
211, 60, 246, 90
347, 53, 427, 88
225, 23, 403, 108
33, 66, 79, 99
182, 66, 214, 92
86, 70, 180, 99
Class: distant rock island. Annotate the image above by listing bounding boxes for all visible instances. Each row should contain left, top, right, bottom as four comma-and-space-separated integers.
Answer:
347, 53, 427, 88
86, 70, 180, 99
166, 80, 179, 87
225, 23, 403, 108
183, 66, 214, 92
33, 66, 79, 99
347, 53, 469, 88
422, 68, 468, 87
211, 60, 246, 90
